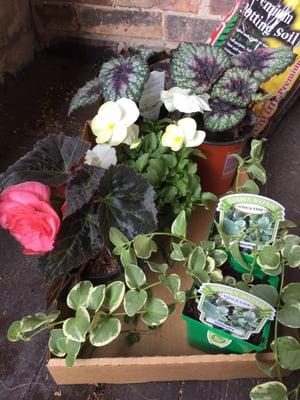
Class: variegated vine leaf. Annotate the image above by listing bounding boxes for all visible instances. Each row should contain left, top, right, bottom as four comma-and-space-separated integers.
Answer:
204, 98, 246, 132
68, 76, 103, 115
232, 47, 295, 83
99, 54, 150, 102
170, 42, 230, 94
211, 68, 260, 107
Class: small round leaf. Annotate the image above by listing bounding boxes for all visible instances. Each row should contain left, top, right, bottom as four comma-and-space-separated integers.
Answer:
250, 381, 287, 400
49, 329, 66, 357
90, 316, 121, 347
250, 285, 278, 307
125, 264, 146, 289
67, 281, 93, 310
103, 281, 125, 313
63, 307, 90, 342
142, 298, 169, 326
124, 289, 147, 317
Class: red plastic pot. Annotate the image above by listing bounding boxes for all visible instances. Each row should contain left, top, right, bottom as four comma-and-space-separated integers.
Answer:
196, 139, 247, 195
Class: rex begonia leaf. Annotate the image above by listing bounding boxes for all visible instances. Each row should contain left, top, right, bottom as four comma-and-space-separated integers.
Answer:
64, 164, 105, 218
203, 99, 246, 132
38, 203, 103, 283
68, 76, 103, 115
99, 54, 150, 102
170, 42, 230, 94
211, 68, 260, 107
98, 165, 157, 243
0, 134, 90, 191
232, 47, 295, 82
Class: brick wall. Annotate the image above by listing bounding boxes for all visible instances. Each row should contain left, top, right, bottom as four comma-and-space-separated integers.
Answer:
0, 0, 35, 82
32, 0, 234, 51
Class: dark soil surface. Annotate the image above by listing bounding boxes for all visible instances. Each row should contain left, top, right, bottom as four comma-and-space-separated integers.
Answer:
82, 247, 121, 282
0, 48, 299, 400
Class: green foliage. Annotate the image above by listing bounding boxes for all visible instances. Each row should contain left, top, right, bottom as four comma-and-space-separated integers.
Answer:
250, 382, 288, 400
68, 76, 103, 115
170, 43, 294, 133
124, 120, 210, 228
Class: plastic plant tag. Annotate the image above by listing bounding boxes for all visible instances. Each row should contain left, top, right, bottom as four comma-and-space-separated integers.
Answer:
198, 283, 275, 340
139, 71, 165, 121
217, 194, 285, 250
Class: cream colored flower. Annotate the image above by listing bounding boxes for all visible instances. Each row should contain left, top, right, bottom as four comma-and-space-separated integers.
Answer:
84, 144, 117, 169
161, 118, 206, 151
91, 98, 139, 146
161, 87, 211, 114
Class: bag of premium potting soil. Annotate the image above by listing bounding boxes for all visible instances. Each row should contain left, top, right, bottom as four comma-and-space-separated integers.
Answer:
208, 0, 300, 136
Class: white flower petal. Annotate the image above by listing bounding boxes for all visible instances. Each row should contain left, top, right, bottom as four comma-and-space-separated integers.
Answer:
178, 118, 197, 141
91, 115, 113, 143
185, 130, 206, 147
85, 144, 117, 169
161, 124, 184, 152
108, 122, 128, 146
116, 98, 139, 127
123, 124, 139, 145
97, 101, 122, 123
195, 94, 211, 111
161, 87, 190, 112
173, 92, 192, 113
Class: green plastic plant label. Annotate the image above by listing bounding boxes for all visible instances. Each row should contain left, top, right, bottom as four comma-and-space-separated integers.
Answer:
198, 283, 275, 340
207, 331, 232, 348
217, 194, 285, 250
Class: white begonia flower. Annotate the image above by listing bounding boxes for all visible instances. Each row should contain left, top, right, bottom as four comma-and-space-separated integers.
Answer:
161, 87, 211, 114
161, 117, 206, 152
91, 98, 140, 146
84, 144, 117, 169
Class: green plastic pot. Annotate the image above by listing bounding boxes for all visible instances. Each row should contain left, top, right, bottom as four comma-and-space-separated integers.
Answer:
182, 260, 279, 354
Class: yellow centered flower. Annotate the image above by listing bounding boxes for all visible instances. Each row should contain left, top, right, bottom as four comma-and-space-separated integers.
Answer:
161, 118, 206, 152
91, 98, 140, 146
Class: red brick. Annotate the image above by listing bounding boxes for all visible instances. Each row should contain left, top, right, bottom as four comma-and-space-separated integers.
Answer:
33, 2, 79, 32
164, 14, 218, 42
115, 0, 155, 7
155, 0, 201, 13
78, 6, 162, 39
210, 0, 235, 15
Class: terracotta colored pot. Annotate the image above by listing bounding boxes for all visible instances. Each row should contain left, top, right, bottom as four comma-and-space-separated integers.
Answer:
196, 139, 247, 195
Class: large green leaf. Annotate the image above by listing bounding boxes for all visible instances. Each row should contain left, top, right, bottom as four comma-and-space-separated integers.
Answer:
89, 315, 121, 346
124, 289, 148, 317
271, 336, 300, 371
38, 204, 103, 283
250, 382, 288, 400
103, 281, 125, 314
142, 298, 169, 326
63, 307, 90, 343
171, 210, 187, 238
98, 165, 157, 242
67, 281, 93, 310
124, 264, 146, 289
65, 165, 105, 218
277, 303, 300, 328
0, 134, 90, 190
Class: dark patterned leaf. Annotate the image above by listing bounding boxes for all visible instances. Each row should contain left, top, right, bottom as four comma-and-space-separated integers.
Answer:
64, 165, 105, 218
232, 47, 295, 82
98, 165, 157, 243
211, 68, 259, 107
99, 54, 150, 102
68, 76, 103, 115
170, 42, 230, 94
204, 99, 246, 132
38, 203, 102, 283
0, 135, 90, 191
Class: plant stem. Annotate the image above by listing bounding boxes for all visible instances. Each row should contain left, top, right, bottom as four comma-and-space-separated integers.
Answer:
273, 259, 286, 383
143, 281, 161, 290
26, 320, 65, 340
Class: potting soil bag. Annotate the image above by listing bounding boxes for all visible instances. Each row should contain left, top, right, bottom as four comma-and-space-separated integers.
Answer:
208, 0, 300, 136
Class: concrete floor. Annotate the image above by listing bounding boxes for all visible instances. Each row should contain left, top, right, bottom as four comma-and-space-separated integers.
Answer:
0, 51, 299, 400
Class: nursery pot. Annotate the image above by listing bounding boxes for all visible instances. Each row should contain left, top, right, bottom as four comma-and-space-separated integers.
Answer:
182, 261, 278, 355
196, 138, 247, 195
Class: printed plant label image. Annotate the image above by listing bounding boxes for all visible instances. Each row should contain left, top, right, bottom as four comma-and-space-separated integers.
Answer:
198, 283, 276, 340
217, 194, 285, 250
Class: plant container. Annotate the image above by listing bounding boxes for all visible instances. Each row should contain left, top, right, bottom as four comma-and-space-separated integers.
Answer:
182, 259, 279, 354
196, 139, 247, 195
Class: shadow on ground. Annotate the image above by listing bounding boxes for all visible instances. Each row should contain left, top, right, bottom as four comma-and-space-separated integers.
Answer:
0, 51, 299, 400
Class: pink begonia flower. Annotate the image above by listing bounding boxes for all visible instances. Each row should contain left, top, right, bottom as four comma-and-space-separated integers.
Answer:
0, 182, 61, 255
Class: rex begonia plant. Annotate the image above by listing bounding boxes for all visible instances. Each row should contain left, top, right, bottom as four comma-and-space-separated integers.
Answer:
0, 134, 157, 286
